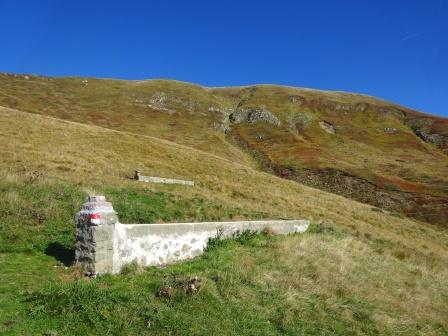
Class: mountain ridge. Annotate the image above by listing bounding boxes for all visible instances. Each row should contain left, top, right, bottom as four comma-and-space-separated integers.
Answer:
2, 71, 446, 118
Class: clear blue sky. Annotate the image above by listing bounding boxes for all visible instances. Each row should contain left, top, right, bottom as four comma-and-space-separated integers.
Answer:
0, 0, 447, 116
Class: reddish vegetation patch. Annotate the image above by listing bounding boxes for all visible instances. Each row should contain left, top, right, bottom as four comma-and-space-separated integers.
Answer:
429, 118, 448, 135
291, 147, 322, 164
373, 175, 425, 193
405, 196, 448, 227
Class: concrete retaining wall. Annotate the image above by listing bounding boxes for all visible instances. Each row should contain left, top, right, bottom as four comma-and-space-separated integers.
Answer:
112, 220, 309, 274
134, 170, 194, 186
75, 196, 309, 275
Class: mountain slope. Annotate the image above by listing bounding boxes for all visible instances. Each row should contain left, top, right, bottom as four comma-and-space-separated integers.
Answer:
0, 73, 447, 226
0, 105, 445, 253
1, 106, 448, 335
219, 85, 448, 226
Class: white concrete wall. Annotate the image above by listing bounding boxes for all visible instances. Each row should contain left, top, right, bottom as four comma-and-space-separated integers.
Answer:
75, 195, 309, 275
110, 220, 309, 274
138, 176, 194, 186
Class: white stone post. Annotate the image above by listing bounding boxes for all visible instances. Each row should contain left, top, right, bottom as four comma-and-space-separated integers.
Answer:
75, 196, 119, 275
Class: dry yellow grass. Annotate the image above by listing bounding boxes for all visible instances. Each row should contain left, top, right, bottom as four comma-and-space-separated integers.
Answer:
1, 105, 447, 256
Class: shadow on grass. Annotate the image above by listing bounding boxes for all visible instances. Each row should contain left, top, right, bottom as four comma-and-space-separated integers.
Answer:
45, 243, 75, 266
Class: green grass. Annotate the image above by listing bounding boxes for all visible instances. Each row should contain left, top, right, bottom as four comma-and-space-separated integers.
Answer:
0, 178, 83, 253
0, 173, 264, 255
3, 225, 447, 335
106, 187, 266, 224
1, 175, 447, 335
0, 175, 266, 336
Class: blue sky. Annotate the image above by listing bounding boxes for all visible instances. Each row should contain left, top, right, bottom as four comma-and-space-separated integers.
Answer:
0, 0, 447, 117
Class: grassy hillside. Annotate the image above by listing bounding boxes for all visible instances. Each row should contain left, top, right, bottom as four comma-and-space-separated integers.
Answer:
1, 106, 448, 335
0, 73, 255, 166
221, 85, 448, 225
0, 73, 447, 225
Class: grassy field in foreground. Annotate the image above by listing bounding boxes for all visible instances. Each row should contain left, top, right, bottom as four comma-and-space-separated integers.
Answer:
1, 174, 447, 336
1, 176, 447, 335
0, 106, 448, 335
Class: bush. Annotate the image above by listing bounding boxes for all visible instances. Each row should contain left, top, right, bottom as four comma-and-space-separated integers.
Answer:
205, 228, 260, 252
232, 229, 258, 246
204, 227, 225, 252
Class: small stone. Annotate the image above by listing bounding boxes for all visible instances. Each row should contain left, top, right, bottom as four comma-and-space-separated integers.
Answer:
319, 121, 336, 134
384, 127, 397, 134
186, 276, 202, 295
156, 285, 174, 300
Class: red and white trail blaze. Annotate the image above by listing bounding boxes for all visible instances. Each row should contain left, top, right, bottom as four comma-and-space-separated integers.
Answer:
89, 213, 102, 225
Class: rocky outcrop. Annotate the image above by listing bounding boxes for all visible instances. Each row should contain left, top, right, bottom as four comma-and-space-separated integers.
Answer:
413, 128, 446, 145
334, 103, 352, 112
209, 106, 234, 133
132, 92, 202, 114
405, 117, 448, 152
229, 106, 281, 126
247, 106, 281, 125
319, 120, 336, 134
355, 103, 369, 112
379, 107, 406, 120
288, 95, 305, 106
149, 92, 170, 111
383, 127, 398, 134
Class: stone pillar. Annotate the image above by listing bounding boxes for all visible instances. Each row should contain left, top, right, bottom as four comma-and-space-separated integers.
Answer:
75, 196, 119, 275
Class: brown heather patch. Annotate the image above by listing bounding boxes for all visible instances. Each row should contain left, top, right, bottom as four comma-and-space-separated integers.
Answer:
372, 175, 424, 193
